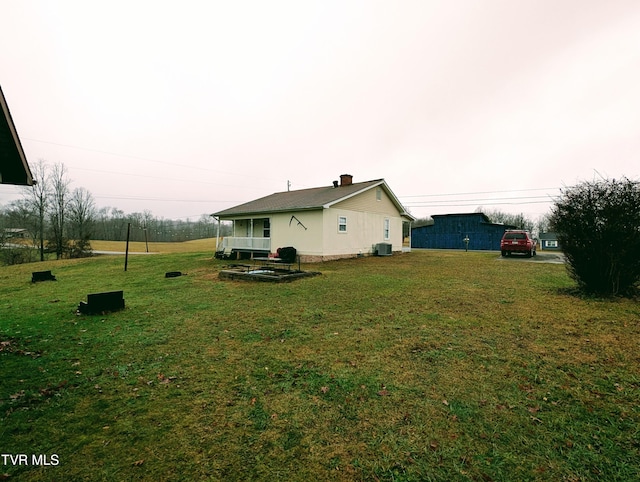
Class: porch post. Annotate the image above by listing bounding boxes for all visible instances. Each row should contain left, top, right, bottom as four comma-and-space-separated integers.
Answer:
214, 216, 220, 252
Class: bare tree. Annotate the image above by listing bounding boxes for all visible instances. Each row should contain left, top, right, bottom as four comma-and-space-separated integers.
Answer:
535, 213, 552, 236
23, 159, 50, 261
48, 162, 71, 259
481, 208, 534, 232
5, 199, 36, 245
68, 187, 96, 257
0, 208, 7, 247
110, 208, 127, 240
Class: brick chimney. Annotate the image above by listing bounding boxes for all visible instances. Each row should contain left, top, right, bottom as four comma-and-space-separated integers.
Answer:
339, 174, 353, 187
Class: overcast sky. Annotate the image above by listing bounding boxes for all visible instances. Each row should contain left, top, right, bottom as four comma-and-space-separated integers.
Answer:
2, 0, 639, 221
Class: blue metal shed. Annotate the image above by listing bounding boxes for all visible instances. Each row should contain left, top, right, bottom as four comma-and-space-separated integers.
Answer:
411, 213, 517, 251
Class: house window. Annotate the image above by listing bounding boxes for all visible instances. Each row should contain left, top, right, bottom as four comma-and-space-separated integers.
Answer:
383, 218, 390, 240
263, 219, 270, 238
546, 240, 557, 248
338, 216, 347, 233
376, 188, 382, 201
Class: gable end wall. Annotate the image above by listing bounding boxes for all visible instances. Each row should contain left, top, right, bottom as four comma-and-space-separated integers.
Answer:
332, 186, 400, 216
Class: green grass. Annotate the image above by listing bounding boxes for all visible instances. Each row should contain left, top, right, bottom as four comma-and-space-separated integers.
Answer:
1, 251, 639, 481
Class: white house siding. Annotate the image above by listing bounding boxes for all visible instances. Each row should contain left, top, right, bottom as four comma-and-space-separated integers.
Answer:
320, 207, 404, 260
327, 188, 405, 256
270, 211, 324, 257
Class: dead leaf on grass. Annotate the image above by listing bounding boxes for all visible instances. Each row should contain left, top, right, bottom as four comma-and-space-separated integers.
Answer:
157, 373, 174, 384
10, 390, 25, 400
133, 459, 144, 467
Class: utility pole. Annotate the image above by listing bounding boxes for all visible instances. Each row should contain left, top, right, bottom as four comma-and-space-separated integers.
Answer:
143, 223, 149, 253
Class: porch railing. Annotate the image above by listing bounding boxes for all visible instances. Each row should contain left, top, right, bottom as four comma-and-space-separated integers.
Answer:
221, 237, 271, 251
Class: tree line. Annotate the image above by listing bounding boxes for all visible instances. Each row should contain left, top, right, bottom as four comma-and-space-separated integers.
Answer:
0, 160, 228, 265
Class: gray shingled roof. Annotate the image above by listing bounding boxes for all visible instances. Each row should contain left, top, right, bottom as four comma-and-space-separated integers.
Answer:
214, 179, 389, 217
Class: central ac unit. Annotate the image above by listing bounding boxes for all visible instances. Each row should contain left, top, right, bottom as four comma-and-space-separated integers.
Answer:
375, 243, 392, 256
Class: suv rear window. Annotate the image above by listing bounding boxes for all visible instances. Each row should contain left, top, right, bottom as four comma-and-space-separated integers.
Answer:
504, 233, 526, 240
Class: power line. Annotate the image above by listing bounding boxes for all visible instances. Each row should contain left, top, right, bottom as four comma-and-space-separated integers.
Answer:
400, 187, 561, 199
404, 195, 558, 206
68, 165, 262, 191
93, 194, 236, 203
405, 199, 554, 208
23, 137, 285, 184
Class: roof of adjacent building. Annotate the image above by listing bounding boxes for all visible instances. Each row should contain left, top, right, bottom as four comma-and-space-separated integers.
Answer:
432, 212, 492, 223
432, 212, 518, 227
214, 178, 414, 220
0, 85, 33, 186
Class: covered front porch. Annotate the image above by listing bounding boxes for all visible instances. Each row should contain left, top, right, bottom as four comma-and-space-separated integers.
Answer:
215, 217, 272, 259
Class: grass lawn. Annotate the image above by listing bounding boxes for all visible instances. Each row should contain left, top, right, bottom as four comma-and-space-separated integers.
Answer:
1, 250, 639, 481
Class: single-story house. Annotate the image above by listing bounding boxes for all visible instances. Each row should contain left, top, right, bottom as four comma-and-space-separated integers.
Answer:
212, 174, 415, 262
411, 213, 517, 251
0, 85, 33, 186
3, 228, 28, 239
538, 232, 561, 250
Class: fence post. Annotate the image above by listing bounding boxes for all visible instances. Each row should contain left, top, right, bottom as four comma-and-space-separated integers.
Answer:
124, 222, 131, 271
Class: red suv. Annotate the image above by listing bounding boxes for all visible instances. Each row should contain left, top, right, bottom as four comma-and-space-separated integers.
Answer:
500, 230, 537, 257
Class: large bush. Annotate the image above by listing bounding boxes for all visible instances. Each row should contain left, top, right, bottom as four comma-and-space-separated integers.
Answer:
0, 246, 36, 266
551, 177, 640, 296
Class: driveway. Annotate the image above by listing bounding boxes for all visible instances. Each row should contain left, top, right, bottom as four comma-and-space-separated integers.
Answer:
497, 251, 565, 264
